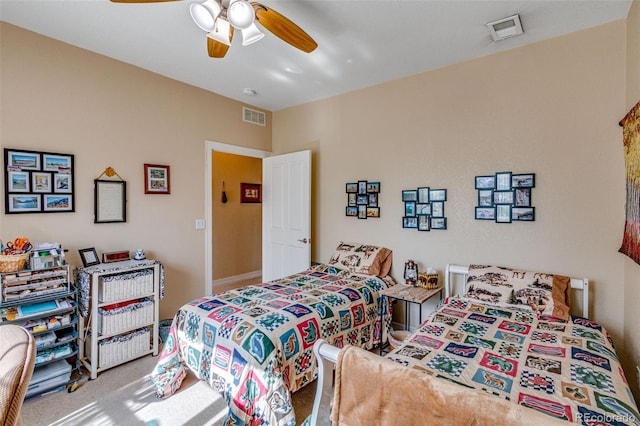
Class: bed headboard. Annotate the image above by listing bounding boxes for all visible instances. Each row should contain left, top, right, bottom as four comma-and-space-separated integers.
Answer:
445, 264, 590, 319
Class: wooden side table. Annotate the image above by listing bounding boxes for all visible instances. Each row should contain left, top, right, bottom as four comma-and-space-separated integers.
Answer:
380, 284, 443, 331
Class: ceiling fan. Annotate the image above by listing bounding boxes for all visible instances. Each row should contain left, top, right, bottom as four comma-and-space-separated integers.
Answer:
111, 0, 318, 58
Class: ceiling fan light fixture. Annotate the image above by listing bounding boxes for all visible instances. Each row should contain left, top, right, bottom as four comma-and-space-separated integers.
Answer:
190, 0, 222, 33
206, 18, 232, 46
227, 0, 255, 30
241, 22, 264, 46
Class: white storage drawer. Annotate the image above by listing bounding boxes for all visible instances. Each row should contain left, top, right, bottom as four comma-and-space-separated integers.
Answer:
98, 298, 154, 336
89, 328, 151, 368
98, 269, 153, 303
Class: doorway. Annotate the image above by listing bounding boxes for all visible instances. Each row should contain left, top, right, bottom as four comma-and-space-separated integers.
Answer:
205, 141, 271, 295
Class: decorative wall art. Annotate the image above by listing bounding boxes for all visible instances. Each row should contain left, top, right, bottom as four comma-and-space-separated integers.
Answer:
3, 148, 75, 214
240, 183, 262, 203
346, 180, 380, 219
94, 167, 126, 223
474, 171, 535, 223
619, 100, 640, 265
144, 164, 170, 194
401, 186, 447, 230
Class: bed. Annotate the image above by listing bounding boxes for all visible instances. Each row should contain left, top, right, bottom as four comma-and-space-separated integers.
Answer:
310, 263, 640, 426
150, 242, 396, 425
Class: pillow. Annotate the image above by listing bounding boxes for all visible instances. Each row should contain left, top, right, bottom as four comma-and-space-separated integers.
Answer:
463, 265, 570, 320
328, 242, 393, 277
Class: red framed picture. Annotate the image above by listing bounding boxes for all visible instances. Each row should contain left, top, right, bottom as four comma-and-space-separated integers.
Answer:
240, 183, 261, 203
144, 164, 170, 194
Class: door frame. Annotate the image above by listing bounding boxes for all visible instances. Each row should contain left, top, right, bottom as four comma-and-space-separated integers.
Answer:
205, 141, 271, 295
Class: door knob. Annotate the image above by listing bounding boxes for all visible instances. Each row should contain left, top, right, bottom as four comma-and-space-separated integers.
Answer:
297, 238, 309, 244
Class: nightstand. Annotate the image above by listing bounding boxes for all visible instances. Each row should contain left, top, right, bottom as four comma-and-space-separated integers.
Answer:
380, 284, 443, 331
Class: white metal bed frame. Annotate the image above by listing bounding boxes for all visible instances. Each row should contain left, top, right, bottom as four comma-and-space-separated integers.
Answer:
307, 263, 591, 426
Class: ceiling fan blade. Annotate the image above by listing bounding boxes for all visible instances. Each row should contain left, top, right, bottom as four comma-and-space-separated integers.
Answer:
110, 0, 181, 3
250, 2, 317, 53
207, 27, 235, 58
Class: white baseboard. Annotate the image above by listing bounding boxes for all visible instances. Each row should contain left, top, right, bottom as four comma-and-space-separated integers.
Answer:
212, 270, 261, 288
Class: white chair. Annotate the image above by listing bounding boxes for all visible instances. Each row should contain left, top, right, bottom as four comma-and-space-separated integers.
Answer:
0, 325, 36, 426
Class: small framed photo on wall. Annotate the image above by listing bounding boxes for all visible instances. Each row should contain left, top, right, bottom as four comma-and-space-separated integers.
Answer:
144, 164, 170, 194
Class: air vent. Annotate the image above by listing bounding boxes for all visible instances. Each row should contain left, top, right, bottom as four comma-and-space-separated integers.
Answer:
487, 14, 523, 41
243, 107, 266, 126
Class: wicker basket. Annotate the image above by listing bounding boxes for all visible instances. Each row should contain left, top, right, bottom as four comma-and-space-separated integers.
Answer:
0, 252, 30, 273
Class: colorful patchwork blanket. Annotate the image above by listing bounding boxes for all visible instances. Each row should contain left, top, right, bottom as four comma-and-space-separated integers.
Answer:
386, 297, 640, 425
150, 264, 393, 425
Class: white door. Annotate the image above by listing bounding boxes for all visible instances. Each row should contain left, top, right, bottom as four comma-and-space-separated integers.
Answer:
262, 150, 311, 281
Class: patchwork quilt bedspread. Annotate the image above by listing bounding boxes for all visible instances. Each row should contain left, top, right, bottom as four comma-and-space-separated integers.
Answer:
386, 296, 640, 425
150, 264, 393, 425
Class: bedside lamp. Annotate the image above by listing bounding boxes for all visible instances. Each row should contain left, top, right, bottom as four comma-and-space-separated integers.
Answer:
404, 260, 418, 285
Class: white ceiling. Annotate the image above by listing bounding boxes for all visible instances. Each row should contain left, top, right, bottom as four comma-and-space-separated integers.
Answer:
0, 0, 633, 111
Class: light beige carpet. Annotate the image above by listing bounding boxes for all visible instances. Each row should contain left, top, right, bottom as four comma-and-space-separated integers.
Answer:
21, 354, 316, 426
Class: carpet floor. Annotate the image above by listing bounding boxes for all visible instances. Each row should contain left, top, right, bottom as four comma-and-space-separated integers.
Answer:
21, 354, 316, 426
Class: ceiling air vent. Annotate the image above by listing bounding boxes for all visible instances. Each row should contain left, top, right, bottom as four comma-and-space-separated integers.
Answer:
243, 107, 266, 126
487, 14, 524, 41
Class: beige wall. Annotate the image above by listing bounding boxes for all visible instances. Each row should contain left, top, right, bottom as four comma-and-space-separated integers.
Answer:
624, 0, 640, 399
212, 152, 262, 280
0, 22, 272, 319
274, 19, 634, 391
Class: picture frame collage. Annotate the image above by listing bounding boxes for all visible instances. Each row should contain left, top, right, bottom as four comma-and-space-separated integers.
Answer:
402, 186, 447, 231
475, 172, 535, 223
345, 180, 381, 219
4, 148, 75, 214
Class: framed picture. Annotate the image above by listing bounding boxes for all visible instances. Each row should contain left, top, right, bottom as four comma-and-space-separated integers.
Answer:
475, 175, 496, 189
4, 148, 75, 214
356, 194, 368, 205
366, 207, 380, 218
416, 203, 431, 215
512, 174, 535, 188
78, 248, 100, 267
496, 172, 512, 191
430, 189, 447, 202
493, 191, 514, 205
94, 179, 126, 223
43, 194, 72, 212
513, 207, 535, 221
43, 153, 72, 172
240, 183, 261, 203
514, 188, 531, 207
6, 150, 40, 170
346, 182, 358, 193
367, 182, 380, 193
53, 172, 72, 193
347, 193, 357, 206
496, 205, 512, 223
368, 193, 378, 207
8, 171, 29, 192
144, 164, 170, 194
475, 207, 495, 220
32, 172, 52, 193
405, 201, 416, 217
478, 189, 493, 207
358, 205, 367, 219
346, 206, 358, 216
417, 187, 430, 203
431, 217, 447, 230
402, 190, 417, 202
403, 216, 418, 228
417, 214, 430, 231
7, 194, 41, 213
431, 201, 444, 218
357, 180, 368, 194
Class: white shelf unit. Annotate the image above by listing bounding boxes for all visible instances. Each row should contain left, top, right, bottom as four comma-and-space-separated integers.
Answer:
78, 260, 160, 379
